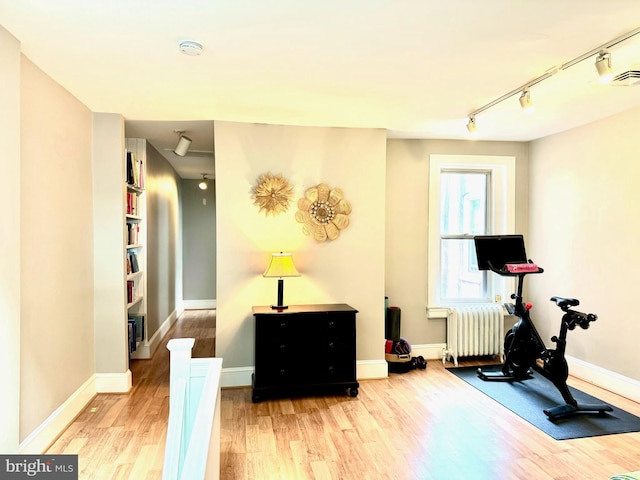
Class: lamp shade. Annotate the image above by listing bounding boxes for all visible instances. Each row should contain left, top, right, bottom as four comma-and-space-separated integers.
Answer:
263, 252, 300, 278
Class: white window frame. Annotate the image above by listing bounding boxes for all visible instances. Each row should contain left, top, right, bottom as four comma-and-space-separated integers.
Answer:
428, 154, 516, 317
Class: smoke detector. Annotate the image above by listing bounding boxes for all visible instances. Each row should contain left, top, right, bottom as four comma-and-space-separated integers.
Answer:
179, 40, 203, 56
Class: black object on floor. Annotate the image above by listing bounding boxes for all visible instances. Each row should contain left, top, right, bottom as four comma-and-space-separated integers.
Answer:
447, 365, 640, 440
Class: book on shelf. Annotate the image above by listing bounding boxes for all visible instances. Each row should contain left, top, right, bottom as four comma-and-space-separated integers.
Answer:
127, 280, 134, 303
128, 314, 145, 342
128, 318, 137, 353
126, 192, 138, 215
126, 151, 135, 186
127, 223, 139, 245
126, 150, 144, 189
138, 160, 144, 189
127, 251, 139, 273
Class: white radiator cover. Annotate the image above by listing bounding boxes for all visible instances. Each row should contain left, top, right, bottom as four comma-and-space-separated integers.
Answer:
445, 304, 504, 366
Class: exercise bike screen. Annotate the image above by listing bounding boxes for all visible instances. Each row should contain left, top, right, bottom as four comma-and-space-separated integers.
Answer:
474, 235, 528, 271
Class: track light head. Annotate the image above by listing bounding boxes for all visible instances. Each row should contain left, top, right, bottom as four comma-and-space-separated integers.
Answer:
466, 116, 477, 135
199, 174, 208, 190
595, 51, 614, 83
519, 89, 534, 113
172, 129, 192, 156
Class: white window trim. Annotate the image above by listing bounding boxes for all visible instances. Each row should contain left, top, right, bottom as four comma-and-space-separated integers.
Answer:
428, 154, 516, 318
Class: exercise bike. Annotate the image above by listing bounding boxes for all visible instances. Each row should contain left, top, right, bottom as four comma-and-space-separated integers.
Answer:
473, 235, 612, 421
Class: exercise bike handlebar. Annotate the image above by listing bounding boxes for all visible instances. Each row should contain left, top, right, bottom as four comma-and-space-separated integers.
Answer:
565, 310, 598, 330
549, 296, 597, 329
486, 260, 544, 276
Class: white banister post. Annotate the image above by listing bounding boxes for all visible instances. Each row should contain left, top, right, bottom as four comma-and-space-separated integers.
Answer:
167, 338, 196, 385
167, 337, 195, 468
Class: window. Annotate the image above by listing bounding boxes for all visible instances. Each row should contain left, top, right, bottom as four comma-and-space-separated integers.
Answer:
440, 171, 488, 301
428, 155, 515, 313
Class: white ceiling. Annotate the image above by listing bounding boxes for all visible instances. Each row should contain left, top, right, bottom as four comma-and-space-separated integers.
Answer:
2, 1, 640, 178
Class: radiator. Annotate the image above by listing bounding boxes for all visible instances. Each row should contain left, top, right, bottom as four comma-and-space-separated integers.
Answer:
445, 304, 504, 366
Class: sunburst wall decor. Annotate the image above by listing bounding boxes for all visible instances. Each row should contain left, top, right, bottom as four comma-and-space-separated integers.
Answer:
251, 173, 294, 216
295, 183, 352, 242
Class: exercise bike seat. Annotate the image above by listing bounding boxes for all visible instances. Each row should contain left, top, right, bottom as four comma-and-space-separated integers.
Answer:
550, 296, 579, 309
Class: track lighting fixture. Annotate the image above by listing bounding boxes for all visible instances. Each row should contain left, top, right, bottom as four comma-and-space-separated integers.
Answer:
465, 26, 640, 134
173, 129, 192, 156
519, 89, 534, 113
595, 51, 614, 83
466, 116, 477, 134
199, 174, 208, 190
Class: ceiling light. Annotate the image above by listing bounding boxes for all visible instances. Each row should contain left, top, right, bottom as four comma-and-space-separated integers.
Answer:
519, 89, 534, 113
595, 51, 614, 83
199, 174, 208, 190
179, 40, 203, 56
466, 116, 477, 134
173, 130, 192, 156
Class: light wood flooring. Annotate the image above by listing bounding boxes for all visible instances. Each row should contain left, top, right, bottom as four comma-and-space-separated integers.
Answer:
48, 311, 640, 479
46, 309, 216, 479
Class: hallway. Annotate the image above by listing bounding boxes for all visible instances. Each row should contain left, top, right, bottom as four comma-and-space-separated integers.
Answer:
46, 309, 216, 480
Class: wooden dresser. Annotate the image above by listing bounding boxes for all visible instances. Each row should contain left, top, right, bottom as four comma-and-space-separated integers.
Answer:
251, 303, 359, 402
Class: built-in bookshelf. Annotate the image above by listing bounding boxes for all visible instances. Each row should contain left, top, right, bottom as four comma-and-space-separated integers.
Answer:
125, 138, 149, 359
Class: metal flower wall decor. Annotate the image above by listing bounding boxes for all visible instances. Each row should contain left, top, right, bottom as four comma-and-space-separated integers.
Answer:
251, 173, 294, 216
295, 183, 352, 242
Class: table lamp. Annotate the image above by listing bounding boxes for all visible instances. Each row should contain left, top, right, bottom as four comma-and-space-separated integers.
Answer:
263, 252, 300, 309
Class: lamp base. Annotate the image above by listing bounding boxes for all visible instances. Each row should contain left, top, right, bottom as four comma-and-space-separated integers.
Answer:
270, 304, 289, 310
270, 279, 288, 310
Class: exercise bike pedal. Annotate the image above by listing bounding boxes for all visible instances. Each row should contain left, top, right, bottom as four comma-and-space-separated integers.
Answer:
477, 367, 533, 382
543, 403, 613, 421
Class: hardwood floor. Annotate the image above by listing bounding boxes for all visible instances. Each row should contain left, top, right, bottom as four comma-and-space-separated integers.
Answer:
48, 311, 640, 479
46, 309, 216, 480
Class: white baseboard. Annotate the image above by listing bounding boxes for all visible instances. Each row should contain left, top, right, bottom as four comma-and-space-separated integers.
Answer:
20, 376, 97, 454
131, 309, 182, 360
148, 309, 180, 359
95, 370, 132, 393
221, 366, 254, 388
357, 359, 388, 379
220, 359, 390, 388
130, 343, 151, 360
567, 355, 640, 404
183, 299, 217, 310
412, 343, 447, 360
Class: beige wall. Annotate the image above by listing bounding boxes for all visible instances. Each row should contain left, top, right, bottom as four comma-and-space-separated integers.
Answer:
528, 106, 640, 381
93, 113, 128, 378
215, 121, 387, 370
145, 143, 182, 337
0, 25, 21, 453
182, 178, 216, 303
385, 139, 529, 345
20, 56, 95, 440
